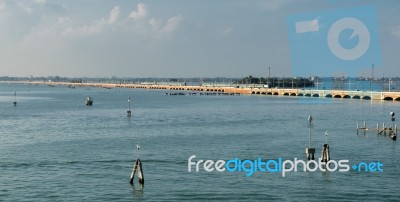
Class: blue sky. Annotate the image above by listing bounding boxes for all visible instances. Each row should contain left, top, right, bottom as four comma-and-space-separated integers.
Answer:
0, 0, 399, 78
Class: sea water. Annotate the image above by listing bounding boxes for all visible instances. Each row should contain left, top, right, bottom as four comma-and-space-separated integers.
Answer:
0, 83, 399, 201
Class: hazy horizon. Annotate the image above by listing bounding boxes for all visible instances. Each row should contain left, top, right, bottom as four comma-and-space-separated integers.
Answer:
1, 0, 400, 78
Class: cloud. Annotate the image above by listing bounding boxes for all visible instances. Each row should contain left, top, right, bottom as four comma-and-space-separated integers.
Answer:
62, 21, 104, 37
18, 2, 183, 44
108, 6, 119, 25
148, 15, 183, 34
129, 3, 147, 20
128, 3, 183, 36
164, 15, 183, 33
62, 6, 120, 37
149, 18, 161, 31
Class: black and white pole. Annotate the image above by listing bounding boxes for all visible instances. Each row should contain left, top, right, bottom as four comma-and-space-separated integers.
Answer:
306, 115, 315, 160
390, 112, 396, 140
127, 97, 132, 117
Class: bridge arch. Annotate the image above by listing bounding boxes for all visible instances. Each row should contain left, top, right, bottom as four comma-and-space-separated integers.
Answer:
343, 95, 351, 99
395, 97, 400, 101
325, 94, 332, 98
305, 93, 311, 97
297, 93, 304, 96
352, 95, 361, 99
290, 93, 297, 96
283, 93, 289, 96
273, 92, 279, 95
312, 94, 319, 97
384, 97, 393, 101
256, 92, 260, 94
251, 91, 255, 94
362, 96, 371, 100
267, 92, 272, 95
333, 95, 342, 98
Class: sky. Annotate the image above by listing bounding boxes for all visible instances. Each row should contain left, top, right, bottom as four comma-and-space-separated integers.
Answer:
0, 0, 400, 78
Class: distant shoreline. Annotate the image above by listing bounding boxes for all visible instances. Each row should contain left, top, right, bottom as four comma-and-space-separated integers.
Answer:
6, 81, 400, 102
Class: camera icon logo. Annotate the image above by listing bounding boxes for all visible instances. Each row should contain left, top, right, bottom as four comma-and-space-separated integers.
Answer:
328, 17, 370, 61
287, 6, 381, 76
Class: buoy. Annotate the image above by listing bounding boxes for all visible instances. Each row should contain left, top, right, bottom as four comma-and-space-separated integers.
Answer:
130, 143, 144, 185
127, 96, 132, 117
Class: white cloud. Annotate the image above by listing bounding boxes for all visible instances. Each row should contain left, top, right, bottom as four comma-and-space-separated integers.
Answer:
129, 3, 147, 20
19, 2, 182, 43
148, 15, 183, 34
22, 16, 68, 46
62, 6, 120, 37
164, 15, 183, 33
108, 6, 119, 25
128, 3, 183, 36
149, 18, 161, 31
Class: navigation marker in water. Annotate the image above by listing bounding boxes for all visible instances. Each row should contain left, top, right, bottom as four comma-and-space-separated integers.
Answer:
390, 112, 397, 140
127, 96, 132, 117
321, 130, 330, 164
306, 115, 315, 160
130, 143, 144, 186
356, 112, 397, 141
13, 91, 17, 106
85, 96, 93, 106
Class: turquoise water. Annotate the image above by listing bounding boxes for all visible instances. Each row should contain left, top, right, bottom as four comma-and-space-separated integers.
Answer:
0, 83, 399, 201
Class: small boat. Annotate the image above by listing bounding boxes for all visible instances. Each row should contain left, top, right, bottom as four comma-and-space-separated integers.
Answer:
85, 97, 93, 106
